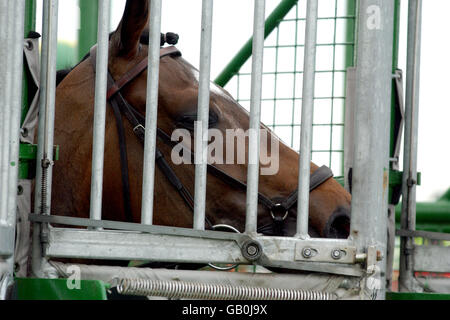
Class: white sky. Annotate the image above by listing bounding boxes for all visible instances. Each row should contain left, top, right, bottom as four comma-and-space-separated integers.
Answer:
37, 0, 450, 202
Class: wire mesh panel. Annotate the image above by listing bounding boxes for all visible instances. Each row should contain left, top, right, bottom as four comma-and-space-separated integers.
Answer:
223, 0, 356, 177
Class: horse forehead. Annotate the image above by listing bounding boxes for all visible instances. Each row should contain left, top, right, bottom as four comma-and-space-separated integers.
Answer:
188, 67, 235, 103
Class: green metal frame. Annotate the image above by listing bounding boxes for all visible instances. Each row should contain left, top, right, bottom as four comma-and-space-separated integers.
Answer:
14, 278, 109, 300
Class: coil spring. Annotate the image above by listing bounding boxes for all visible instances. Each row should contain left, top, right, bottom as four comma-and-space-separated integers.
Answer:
40, 160, 48, 214
116, 278, 337, 300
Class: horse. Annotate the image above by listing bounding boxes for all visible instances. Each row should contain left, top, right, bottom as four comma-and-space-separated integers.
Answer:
51, 0, 351, 252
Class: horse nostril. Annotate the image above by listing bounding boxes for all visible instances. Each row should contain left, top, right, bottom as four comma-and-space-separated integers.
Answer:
323, 207, 351, 239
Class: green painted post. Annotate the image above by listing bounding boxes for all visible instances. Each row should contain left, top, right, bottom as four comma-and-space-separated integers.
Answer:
78, 0, 99, 61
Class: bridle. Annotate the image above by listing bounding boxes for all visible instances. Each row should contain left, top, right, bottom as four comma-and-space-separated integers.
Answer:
88, 45, 333, 236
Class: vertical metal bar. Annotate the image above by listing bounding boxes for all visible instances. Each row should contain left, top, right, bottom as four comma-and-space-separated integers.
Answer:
141, 0, 162, 225
193, 0, 213, 230
7, 0, 26, 226
296, 0, 318, 238
0, 0, 25, 299
399, 0, 422, 293
34, 0, 58, 216
349, 0, 394, 300
245, 0, 265, 234
89, 0, 111, 221
0, 0, 10, 224
32, 0, 59, 279
22, 0, 37, 125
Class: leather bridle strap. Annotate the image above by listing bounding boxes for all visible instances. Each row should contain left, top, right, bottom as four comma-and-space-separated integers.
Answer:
106, 46, 181, 100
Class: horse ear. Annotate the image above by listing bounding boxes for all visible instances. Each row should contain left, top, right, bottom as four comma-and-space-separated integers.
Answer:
110, 0, 149, 57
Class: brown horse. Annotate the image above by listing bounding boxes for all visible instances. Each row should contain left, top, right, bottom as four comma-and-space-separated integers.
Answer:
52, 0, 351, 242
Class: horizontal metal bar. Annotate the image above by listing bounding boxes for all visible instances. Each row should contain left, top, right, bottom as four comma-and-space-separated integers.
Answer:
396, 229, 450, 242
237, 70, 349, 76
44, 227, 245, 264
31, 214, 362, 276
237, 97, 347, 102
281, 16, 357, 22
413, 245, 450, 273
41, 228, 362, 276
29, 213, 241, 242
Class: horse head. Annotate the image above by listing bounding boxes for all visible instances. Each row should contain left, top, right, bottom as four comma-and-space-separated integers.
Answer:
52, 0, 351, 240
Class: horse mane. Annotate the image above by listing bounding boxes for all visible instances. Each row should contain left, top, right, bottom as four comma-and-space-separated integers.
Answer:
56, 30, 178, 87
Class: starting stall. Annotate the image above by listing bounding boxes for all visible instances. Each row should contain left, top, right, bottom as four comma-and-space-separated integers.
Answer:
1, 0, 450, 300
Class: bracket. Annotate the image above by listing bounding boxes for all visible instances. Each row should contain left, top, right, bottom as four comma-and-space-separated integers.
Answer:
294, 241, 357, 264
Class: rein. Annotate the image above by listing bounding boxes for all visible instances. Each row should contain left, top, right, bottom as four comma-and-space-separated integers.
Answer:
89, 45, 333, 235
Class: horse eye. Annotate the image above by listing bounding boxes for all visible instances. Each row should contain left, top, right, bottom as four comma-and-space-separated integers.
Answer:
176, 111, 218, 131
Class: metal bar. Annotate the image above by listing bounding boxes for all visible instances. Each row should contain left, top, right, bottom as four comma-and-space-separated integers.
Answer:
89, 0, 110, 221
32, 0, 59, 279
39, 227, 362, 276
396, 229, 450, 242
34, 0, 59, 216
21, 0, 37, 125
6, 0, 26, 225
214, 0, 298, 87
0, 0, 11, 225
349, 0, 395, 300
245, 0, 265, 234
399, 0, 423, 293
296, 0, 318, 238
30, 213, 242, 242
44, 228, 245, 264
0, 0, 26, 300
140, 0, 162, 225
193, 0, 213, 230
413, 245, 450, 273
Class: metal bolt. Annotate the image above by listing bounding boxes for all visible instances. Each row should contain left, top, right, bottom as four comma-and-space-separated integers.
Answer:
246, 244, 258, 257
302, 247, 313, 258
241, 240, 263, 261
331, 249, 342, 260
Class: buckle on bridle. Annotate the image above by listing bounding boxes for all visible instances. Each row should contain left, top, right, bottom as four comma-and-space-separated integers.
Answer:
133, 124, 145, 134
270, 203, 289, 221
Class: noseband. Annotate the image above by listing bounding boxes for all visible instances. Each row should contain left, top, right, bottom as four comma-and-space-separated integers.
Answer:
89, 45, 333, 235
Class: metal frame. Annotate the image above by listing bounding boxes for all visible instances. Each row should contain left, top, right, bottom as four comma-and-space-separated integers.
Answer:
0, 0, 26, 299
0, 0, 423, 300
